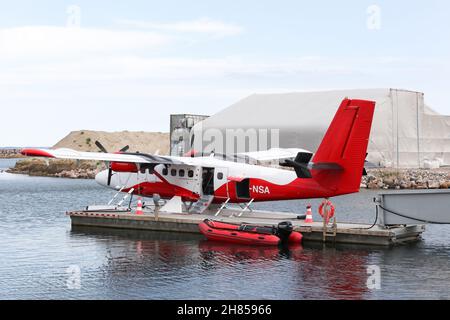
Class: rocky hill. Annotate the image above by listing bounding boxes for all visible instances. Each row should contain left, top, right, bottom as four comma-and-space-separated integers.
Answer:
53, 130, 170, 154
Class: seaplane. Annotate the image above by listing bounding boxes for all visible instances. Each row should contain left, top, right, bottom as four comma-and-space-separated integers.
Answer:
21, 98, 375, 215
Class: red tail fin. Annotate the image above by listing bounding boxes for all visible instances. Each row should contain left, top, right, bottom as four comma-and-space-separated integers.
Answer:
312, 98, 375, 195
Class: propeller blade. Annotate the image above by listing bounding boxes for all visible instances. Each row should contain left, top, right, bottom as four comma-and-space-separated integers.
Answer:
107, 167, 113, 186
95, 141, 108, 153
119, 145, 130, 153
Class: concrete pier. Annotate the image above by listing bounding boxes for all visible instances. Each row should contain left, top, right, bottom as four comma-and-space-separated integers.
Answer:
67, 207, 425, 246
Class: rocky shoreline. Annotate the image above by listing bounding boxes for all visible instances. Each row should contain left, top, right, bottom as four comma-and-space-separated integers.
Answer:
362, 168, 450, 190
0, 148, 23, 158
7, 158, 105, 179
0, 154, 24, 159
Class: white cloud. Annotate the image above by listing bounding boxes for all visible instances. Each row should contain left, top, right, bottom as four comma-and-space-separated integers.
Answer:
3, 54, 446, 86
0, 26, 170, 60
116, 17, 243, 37
0, 56, 341, 85
2, 24, 450, 145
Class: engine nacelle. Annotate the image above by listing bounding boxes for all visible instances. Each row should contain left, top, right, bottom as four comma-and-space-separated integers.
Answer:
110, 162, 138, 173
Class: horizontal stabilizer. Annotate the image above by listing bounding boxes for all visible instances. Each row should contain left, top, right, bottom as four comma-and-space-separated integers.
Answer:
294, 152, 313, 164
310, 162, 344, 171
283, 152, 313, 179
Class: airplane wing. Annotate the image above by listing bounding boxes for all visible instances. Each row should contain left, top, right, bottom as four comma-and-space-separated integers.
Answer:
237, 148, 313, 162
21, 147, 313, 166
21, 148, 184, 165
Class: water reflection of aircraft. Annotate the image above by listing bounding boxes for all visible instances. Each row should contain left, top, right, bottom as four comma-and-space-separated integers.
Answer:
72, 226, 371, 299
294, 244, 371, 300
21, 99, 375, 213
197, 241, 371, 300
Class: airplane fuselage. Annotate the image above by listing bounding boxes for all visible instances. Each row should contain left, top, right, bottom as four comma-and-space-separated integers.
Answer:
95, 156, 336, 203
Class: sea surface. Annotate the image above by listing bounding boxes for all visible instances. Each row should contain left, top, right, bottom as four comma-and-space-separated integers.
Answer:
1, 158, 450, 300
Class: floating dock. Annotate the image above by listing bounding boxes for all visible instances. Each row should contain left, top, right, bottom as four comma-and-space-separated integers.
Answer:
67, 207, 425, 246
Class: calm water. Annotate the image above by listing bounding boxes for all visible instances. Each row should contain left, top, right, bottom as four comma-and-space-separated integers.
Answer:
1, 159, 450, 300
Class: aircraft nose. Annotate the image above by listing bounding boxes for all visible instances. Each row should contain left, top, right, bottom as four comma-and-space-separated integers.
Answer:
95, 170, 109, 187
95, 170, 121, 190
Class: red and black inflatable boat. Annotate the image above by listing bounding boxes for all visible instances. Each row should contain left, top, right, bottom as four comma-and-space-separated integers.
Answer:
199, 219, 303, 246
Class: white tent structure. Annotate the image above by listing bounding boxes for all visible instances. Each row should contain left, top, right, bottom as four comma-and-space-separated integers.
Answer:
191, 89, 450, 168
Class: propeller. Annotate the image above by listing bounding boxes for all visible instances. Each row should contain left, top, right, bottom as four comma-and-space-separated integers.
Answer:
95, 140, 131, 186
95, 140, 108, 153
119, 145, 130, 153
95, 141, 130, 154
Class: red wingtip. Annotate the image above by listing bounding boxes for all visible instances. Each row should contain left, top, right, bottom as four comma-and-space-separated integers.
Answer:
21, 148, 55, 158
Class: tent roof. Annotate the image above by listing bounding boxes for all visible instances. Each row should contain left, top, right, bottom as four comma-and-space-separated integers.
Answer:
198, 88, 396, 130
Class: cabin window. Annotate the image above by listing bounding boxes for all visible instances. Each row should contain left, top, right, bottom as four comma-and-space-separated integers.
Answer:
162, 168, 168, 176
188, 170, 194, 178
171, 169, 177, 176
179, 169, 185, 177
217, 172, 224, 180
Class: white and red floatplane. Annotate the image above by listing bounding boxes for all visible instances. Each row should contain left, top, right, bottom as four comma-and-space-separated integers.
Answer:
21, 98, 376, 213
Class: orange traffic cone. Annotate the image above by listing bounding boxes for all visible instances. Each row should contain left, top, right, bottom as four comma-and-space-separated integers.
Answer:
305, 204, 313, 223
136, 197, 144, 215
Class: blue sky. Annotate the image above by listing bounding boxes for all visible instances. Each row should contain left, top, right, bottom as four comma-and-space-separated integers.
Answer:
1, 0, 449, 146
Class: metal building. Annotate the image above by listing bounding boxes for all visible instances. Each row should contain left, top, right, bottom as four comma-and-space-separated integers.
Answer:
170, 114, 208, 156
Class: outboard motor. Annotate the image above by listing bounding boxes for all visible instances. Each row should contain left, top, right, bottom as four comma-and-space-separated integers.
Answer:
276, 221, 294, 244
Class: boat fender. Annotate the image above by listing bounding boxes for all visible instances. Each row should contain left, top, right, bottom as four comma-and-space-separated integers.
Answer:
288, 231, 303, 244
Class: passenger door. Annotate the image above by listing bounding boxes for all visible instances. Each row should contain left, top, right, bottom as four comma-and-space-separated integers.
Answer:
214, 167, 229, 200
